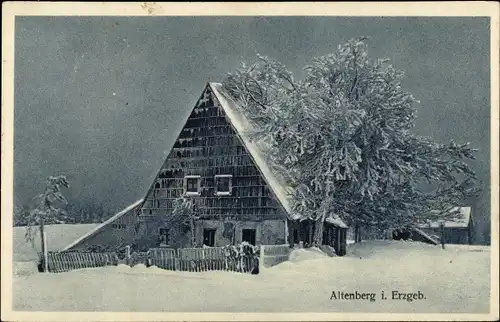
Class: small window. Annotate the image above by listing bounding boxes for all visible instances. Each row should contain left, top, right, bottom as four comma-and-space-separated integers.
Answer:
112, 223, 126, 230
242, 229, 256, 246
214, 174, 232, 196
159, 228, 170, 246
203, 229, 216, 247
184, 175, 201, 196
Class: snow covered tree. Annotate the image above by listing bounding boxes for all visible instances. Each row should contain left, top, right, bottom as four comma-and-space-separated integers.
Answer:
170, 197, 199, 247
24, 176, 70, 254
222, 37, 479, 245
13, 202, 29, 227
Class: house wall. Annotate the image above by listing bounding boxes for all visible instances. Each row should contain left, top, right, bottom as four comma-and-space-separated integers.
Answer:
419, 227, 470, 245
193, 219, 286, 246
69, 211, 287, 251
132, 218, 286, 248
69, 209, 140, 251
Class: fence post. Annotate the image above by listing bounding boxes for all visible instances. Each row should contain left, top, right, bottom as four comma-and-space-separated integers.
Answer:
125, 245, 131, 265
259, 245, 265, 271
440, 222, 446, 249
43, 231, 49, 272
174, 249, 180, 271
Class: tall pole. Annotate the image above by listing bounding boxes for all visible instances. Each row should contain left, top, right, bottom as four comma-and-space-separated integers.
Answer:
40, 218, 48, 272
440, 222, 446, 249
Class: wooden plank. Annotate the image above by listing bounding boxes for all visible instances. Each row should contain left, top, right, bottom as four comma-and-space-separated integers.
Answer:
58, 253, 65, 272
74, 252, 82, 269
95, 253, 101, 267
53, 253, 60, 273
60, 253, 67, 272
85, 252, 91, 268
75, 252, 82, 270
51, 253, 58, 273
91, 252, 98, 267
71, 252, 78, 270
66, 253, 73, 271
47, 253, 54, 272
80, 252, 86, 269
71, 252, 80, 269
57, 253, 64, 273
77, 252, 84, 269
81, 252, 87, 269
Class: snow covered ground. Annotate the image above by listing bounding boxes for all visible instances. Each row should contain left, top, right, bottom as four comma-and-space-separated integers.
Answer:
12, 225, 490, 313
12, 224, 99, 276
13, 224, 100, 261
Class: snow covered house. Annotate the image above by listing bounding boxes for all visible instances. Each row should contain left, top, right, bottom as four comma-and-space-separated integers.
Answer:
63, 83, 348, 255
389, 207, 474, 245
415, 207, 474, 245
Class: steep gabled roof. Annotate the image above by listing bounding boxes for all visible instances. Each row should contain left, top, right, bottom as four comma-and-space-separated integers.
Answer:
61, 199, 143, 251
417, 207, 472, 229
208, 83, 293, 213
209, 82, 347, 228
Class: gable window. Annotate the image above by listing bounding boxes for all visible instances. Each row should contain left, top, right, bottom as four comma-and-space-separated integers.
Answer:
184, 175, 201, 196
214, 174, 232, 196
159, 228, 170, 246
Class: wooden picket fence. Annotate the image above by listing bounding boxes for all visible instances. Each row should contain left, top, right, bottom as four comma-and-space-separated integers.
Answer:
261, 244, 291, 268
41, 251, 119, 273
146, 248, 176, 270
40, 244, 289, 274
137, 247, 259, 273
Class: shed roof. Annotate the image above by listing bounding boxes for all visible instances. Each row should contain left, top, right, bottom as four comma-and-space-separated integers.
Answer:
416, 207, 472, 229
61, 199, 143, 251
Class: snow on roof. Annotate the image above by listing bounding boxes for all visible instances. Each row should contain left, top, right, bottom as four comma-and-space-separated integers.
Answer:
209, 83, 293, 213
209, 82, 348, 228
61, 199, 143, 251
411, 227, 439, 245
325, 215, 349, 229
417, 207, 472, 229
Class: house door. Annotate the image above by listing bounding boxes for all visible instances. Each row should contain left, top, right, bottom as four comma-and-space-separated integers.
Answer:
292, 228, 299, 244
242, 229, 256, 245
203, 229, 216, 247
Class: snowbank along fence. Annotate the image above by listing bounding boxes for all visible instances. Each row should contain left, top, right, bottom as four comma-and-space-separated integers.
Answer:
260, 244, 291, 268
41, 251, 119, 273
144, 247, 258, 273
40, 243, 291, 273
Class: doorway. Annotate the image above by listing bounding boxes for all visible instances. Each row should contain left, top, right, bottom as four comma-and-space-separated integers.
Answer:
242, 229, 257, 245
203, 229, 216, 247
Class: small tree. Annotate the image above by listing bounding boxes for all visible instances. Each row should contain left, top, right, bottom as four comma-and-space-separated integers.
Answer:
13, 203, 29, 227
25, 176, 70, 269
170, 197, 199, 247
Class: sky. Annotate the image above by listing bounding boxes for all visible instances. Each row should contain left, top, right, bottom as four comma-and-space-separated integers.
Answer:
13, 17, 491, 241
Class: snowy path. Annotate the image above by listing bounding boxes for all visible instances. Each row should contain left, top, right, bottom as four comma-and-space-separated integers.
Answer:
13, 241, 490, 313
